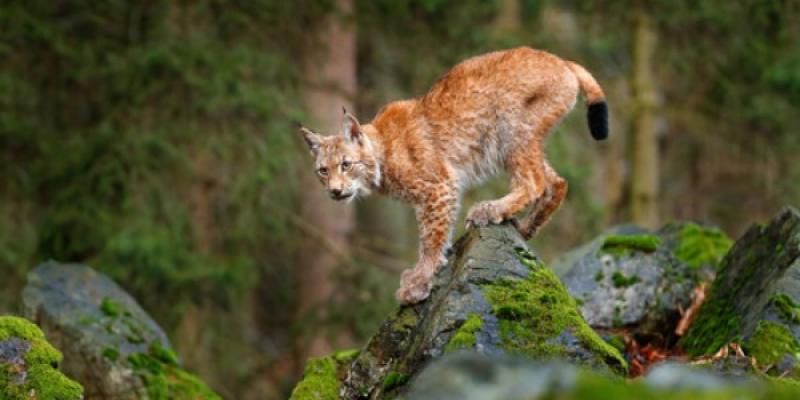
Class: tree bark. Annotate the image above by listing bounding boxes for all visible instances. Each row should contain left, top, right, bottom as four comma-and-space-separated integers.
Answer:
297, 0, 356, 357
629, 8, 659, 229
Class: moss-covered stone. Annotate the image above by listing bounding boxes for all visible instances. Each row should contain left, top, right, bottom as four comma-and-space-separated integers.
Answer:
601, 234, 661, 256
674, 223, 733, 270
290, 349, 359, 400
0, 316, 84, 400
445, 314, 483, 353
482, 251, 627, 373
743, 321, 800, 368
682, 208, 800, 357
339, 224, 630, 399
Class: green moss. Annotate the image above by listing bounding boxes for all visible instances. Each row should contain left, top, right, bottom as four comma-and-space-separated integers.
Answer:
772, 294, 800, 323
382, 371, 409, 391
675, 223, 733, 269
100, 297, 123, 318
0, 316, 84, 400
290, 349, 359, 400
601, 234, 661, 256
102, 347, 120, 361
480, 251, 627, 374
127, 342, 221, 400
743, 320, 800, 368
604, 334, 627, 354
594, 270, 604, 282
611, 271, 639, 288
445, 314, 483, 353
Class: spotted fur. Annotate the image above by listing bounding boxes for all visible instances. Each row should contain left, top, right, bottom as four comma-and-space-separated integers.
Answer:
299, 47, 607, 304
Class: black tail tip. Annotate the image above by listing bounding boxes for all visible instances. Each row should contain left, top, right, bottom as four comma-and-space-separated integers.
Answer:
587, 101, 609, 141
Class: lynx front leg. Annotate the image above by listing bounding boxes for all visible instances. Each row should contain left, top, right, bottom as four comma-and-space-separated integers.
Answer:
396, 186, 458, 304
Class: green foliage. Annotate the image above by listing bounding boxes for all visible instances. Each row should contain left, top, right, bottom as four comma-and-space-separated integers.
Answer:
0, 316, 84, 400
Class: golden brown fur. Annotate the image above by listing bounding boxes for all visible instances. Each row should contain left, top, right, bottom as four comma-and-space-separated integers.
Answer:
299, 47, 607, 304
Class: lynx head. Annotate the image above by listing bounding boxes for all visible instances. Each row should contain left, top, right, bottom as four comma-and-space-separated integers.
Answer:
298, 110, 380, 202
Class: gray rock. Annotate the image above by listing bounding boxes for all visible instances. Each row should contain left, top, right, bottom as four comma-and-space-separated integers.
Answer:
404, 353, 579, 400
338, 224, 625, 399
404, 353, 780, 400
22, 262, 172, 399
557, 222, 731, 340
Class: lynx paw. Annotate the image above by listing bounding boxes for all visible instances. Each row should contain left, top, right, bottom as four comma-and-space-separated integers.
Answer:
465, 201, 505, 229
395, 270, 433, 304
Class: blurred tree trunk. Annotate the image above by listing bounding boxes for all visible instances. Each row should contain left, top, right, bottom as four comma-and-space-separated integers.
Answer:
495, 0, 520, 33
629, 7, 659, 228
297, 0, 356, 358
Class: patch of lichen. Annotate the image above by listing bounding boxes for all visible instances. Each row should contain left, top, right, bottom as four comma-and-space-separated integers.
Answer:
0, 316, 84, 400
675, 223, 733, 269
445, 314, 483, 353
289, 349, 359, 400
771, 294, 800, 323
611, 271, 639, 288
601, 234, 661, 256
128, 342, 221, 400
743, 321, 800, 369
481, 250, 627, 374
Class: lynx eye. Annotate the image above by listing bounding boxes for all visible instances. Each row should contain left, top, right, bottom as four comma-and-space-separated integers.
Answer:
341, 160, 352, 171
317, 167, 328, 177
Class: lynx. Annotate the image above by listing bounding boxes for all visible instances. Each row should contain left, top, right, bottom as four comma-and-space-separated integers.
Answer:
298, 47, 608, 304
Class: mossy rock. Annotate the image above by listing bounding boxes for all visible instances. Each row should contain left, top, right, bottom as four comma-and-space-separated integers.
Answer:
682, 207, 800, 377
1, 316, 83, 400
336, 224, 625, 399
22, 262, 220, 399
406, 352, 800, 400
556, 222, 731, 341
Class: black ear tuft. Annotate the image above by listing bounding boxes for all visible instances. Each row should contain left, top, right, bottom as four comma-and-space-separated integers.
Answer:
587, 101, 609, 141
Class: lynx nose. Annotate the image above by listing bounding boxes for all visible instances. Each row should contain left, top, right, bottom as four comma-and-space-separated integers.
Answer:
330, 189, 342, 197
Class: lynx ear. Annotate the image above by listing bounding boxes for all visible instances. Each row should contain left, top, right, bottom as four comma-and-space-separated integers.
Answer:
341, 108, 364, 145
298, 125, 321, 154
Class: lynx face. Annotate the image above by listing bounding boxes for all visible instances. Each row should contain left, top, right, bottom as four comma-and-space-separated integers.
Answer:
299, 112, 379, 202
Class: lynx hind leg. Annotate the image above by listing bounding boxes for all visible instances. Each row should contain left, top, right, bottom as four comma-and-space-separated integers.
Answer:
517, 161, 567, 239
465, 141, 547, 229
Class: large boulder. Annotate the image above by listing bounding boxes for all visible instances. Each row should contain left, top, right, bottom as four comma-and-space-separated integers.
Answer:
404, 352, 799, 400
555, 222, 731, 340
0, 316, 83, 400
290, 224, 626, 400
682, 207, 800, 375
22, 261, 220, 399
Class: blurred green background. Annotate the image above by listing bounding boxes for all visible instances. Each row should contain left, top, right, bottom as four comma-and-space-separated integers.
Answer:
1, 0, 798, 398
